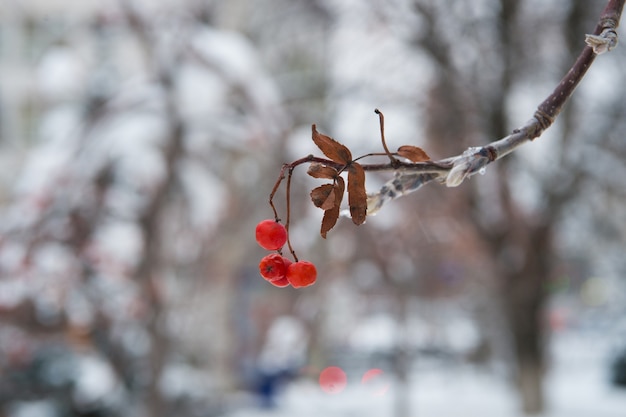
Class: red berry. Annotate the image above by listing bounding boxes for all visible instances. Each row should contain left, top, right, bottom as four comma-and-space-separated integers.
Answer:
255, 219, 288, 250
269, 276, 290, 288
286, 260, 317, 288
268, 257, 292, 288
259, 254, 287, 281
281, 256, 292, 270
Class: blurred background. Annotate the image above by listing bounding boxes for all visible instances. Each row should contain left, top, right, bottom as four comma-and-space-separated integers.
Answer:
1, 0, 626, 416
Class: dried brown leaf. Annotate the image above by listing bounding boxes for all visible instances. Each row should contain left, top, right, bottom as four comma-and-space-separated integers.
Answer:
310, 184, 335, 210
307, 163, 339, 180
397, 145, 431, 162
347, 163, 367, 225
319, 177, 345, 238
312, 125, 352, 165
320, 206, 340, 239
334, 176, 345, 208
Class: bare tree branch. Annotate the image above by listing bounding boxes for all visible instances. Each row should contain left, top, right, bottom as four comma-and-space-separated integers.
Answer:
359, 0, 624, 214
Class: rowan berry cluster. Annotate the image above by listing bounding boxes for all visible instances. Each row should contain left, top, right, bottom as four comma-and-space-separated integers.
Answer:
255, 111, 428, 289
255, 219, 317, 288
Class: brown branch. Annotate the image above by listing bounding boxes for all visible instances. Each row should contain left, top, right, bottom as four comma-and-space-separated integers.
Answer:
302, 0, 622, 180
121, 4, 185, 416
274, 0, 623, 217
536, 0, 623, 131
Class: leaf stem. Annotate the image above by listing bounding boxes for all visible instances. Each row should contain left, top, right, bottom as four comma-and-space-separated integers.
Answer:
284, 166, 298, 262
269, 165, 288, 221
375, 109, 400, 167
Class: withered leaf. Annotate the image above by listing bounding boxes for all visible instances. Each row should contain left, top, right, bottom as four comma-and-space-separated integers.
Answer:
321, 206, 340, 239
397, 145, 431, 162
320, 177, 345, 239
310, 184, 336, 210
312, 125, 352, 165
307, 163, 339, 180
347, 162, 367, 225
334, 175, 345, 205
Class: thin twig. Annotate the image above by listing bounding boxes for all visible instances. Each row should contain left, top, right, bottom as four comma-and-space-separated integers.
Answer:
375, 109, 399, 166
285, 167, 298, 261
269, 165, 287, 221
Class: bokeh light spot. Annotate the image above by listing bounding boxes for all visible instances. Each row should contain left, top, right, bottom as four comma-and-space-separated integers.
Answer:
319, 366, 347, 394
361, 368, 390, 397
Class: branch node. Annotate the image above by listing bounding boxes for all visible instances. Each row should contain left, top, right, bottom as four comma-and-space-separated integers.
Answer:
585, 25, 619, 54
481, 146, 498, 162
531, 110, 554, 139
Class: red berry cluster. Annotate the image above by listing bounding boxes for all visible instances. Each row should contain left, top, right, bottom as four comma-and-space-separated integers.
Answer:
255, 219, 317, 288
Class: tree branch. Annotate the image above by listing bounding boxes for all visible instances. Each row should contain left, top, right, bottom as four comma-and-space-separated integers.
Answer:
272, 0, 623, 222
361, 0, 623, 213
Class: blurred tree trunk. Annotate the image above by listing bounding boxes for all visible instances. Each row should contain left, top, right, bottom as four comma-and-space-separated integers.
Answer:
414, 0, 610, 412
392, 288, 411, 417
134, 118, 183, 417
489, 197, 552, 414
481, 28, 550, 408
485, 2, 595, 413
417, 0, 559, 412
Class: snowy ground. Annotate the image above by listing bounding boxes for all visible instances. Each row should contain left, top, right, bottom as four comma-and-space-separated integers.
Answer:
223, 329, 626, 417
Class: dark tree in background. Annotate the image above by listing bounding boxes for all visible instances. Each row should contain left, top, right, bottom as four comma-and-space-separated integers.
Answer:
408, 1, 625, 412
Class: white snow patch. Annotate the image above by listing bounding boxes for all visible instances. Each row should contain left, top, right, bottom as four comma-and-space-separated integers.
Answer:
73, 355, 117, 406
349, 314, 397, 353
92, 220, 144, 270
37, 47, 86, 101
178, 160, 228, 228
258, 316, 308, 374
